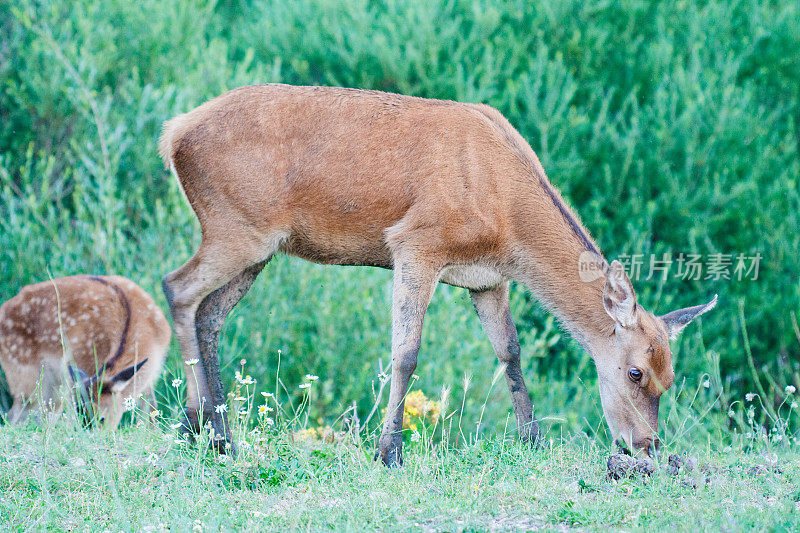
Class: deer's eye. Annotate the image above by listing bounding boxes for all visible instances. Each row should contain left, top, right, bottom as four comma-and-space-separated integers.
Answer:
628, 367, 643, 382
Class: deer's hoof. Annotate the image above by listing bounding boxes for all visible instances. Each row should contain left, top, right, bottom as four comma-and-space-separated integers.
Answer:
377, 433, 403, 467
179, 407, 213, 437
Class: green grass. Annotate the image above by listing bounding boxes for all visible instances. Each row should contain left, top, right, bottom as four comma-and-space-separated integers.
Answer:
1, 410, 797, 531
3, 362, 799, 531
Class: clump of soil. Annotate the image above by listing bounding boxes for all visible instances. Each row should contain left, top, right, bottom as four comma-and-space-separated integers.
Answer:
747, 464, 783, 477
607, 451, 784, 485
606, 453, 698, 480
664, 454, 697, 476
606, 454, 655, 479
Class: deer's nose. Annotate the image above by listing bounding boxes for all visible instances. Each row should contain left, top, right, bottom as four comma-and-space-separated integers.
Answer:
634, 436, 660, 457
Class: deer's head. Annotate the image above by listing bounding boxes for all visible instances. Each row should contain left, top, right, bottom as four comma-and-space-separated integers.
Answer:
67, 359, 148, 427
591, 260, 716, 455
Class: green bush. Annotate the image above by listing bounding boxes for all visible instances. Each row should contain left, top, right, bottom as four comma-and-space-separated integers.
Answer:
0, 0, 798, 441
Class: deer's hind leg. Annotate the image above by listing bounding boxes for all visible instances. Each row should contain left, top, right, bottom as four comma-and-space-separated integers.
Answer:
470, 283, 540, 444
191, 259, 267, 450
162, 230, 280, 450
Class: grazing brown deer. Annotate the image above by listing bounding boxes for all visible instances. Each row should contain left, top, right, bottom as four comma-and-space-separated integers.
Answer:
0, 275, 171, 427
159, 84, 716, 465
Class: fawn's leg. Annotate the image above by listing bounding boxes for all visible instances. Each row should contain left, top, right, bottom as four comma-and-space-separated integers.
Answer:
7, 397, 31, 425
136, 386, 158, 426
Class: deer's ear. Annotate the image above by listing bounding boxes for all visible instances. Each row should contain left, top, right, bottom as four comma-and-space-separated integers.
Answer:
68, 365, 95, 425
659, 295, 718, 339
603, 260, 638, 328
67, 365, 91, 386
105, 359, 148, 392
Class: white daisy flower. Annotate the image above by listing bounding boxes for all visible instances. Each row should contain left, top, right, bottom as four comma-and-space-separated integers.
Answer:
785, 385, 796, 395
172, 378, 183, 388
215, 404, 228, 414
123, 396, 136, 411
185, 358, 199, 366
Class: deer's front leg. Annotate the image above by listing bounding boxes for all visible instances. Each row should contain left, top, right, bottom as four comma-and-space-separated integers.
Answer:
471, 283, 541, 445
377, 259, 438, 467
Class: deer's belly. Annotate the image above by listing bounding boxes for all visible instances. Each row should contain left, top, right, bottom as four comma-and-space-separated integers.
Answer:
280, 234, 394, 269
438, 264, 505, 291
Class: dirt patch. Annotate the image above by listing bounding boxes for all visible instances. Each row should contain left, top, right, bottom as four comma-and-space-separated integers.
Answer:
607, 453, 705, 482
606, 454, 655, 479
606, 451, 786, 488
664, 454, 697, 476
747, 464, 783, 477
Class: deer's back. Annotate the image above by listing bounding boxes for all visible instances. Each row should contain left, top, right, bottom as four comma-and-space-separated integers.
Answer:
162, 84, 531, 266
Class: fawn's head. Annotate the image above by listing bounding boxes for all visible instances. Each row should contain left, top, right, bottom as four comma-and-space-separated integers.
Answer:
68, 359, 148, 426
590, 260, 716, 455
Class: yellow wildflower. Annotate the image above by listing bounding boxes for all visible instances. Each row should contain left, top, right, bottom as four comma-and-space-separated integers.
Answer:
401, 390, 441, 429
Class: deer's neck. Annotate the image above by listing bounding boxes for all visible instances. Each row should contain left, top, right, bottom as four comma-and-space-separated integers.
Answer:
511, 167, 615, 347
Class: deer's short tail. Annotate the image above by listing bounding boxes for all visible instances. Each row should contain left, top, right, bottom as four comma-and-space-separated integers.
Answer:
157, 115, 183, 169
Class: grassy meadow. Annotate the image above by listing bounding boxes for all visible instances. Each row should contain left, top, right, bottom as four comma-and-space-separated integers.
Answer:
2, 412, 799, 531
1, 0, 799, 530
